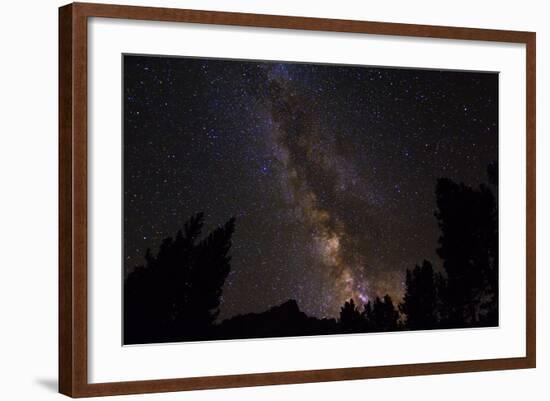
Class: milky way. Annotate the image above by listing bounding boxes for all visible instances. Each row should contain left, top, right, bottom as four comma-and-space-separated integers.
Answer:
123, 55, 498, 319
262, 64, 370, 309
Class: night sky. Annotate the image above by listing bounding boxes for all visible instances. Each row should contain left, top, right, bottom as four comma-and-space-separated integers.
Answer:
123, 55, 498, 320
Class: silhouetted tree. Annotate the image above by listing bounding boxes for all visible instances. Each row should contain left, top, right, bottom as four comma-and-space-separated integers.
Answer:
433, 270, 450, 326
124, 163, 500, 344
482, 161, 499, 325
124, 213, 235, 344
339, 298, 363, 333
400, 260, 438, 330
435, 177, 498, 327
364, 295, 400, 332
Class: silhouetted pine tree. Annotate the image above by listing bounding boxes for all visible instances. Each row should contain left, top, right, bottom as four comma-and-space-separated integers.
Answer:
124, 213, 235, 344
362, 301, 374, 332
433, 270, 450, 327
364, 295, 399, 332
435, 177, 498, 327
339, 298, 363, 333
482, 161, 499, 326
400, 260, 438, 330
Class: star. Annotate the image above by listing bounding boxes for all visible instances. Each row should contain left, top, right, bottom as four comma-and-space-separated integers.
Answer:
123, 54, 498, 320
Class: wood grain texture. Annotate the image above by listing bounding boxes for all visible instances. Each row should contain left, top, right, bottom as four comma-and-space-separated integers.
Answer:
58, 3, 74, 396
58, 2, 536, 397
525, 33, 536, 368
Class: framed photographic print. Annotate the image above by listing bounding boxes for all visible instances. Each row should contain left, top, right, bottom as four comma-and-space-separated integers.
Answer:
59, 2, 536, 397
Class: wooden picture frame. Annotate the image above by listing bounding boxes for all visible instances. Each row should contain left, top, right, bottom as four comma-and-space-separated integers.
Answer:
59, 2, 536, 397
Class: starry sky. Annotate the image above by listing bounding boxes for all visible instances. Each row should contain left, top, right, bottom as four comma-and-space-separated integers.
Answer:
123, 54, 498, 320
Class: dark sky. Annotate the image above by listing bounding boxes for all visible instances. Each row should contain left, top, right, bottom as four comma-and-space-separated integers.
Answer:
123, 55, 498, 320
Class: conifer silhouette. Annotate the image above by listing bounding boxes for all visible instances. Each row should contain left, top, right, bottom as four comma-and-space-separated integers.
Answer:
434, 175, 498, 327
364, 295, 400, 332
124, 164, 499, 343
339, 298, 363, 333
400, 260, 438, 330
124, 213, 235, 344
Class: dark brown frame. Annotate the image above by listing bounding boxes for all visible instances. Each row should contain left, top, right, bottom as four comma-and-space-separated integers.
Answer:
59, 2, 536, 397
